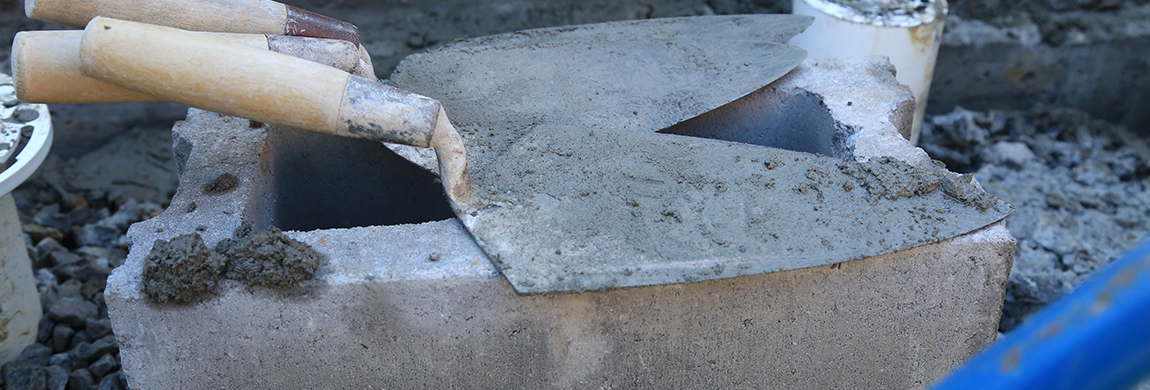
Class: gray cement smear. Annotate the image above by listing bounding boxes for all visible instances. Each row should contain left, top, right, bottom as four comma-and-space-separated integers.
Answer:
216, 225, 322, 289
392, 16, 1012, 293
141, 233, 223, 303
141, 225, 323, 303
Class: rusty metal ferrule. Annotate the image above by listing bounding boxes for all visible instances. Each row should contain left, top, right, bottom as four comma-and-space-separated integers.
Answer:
284, 5, 360, 46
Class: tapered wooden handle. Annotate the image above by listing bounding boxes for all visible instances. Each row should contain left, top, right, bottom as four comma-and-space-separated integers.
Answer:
26, 0, 359, 44
14, 30, 371, 104
79, 18, 438, 146
14, 30, 158, 104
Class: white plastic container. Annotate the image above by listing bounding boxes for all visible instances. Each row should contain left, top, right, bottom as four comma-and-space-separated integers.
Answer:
0, 73, 51, 364
789, 0, 947, 145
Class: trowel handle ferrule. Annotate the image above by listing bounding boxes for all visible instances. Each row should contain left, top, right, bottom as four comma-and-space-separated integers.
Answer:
25, 0, 360, 45
79, 17, 438, 148
13, 30, 373, 105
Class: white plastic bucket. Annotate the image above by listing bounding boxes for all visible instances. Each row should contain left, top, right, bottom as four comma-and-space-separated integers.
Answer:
789, 0, 948, 145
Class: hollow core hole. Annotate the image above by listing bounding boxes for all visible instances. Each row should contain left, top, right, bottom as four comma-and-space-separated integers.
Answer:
260, 126, 455, 231
658, 89, 856, 158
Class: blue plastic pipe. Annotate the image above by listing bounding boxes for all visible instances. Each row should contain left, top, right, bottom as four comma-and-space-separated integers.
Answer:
931, 240, 1150, 390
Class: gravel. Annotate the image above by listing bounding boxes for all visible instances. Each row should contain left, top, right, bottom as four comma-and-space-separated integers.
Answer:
7, 147, 166, 390
920, 105, 1150, 331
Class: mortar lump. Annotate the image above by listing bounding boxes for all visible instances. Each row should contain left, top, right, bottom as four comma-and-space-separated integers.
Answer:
838, 156, 1000, 210
217, 226, 321, 288
141, 233, 223, 303
142, 226, 321, 303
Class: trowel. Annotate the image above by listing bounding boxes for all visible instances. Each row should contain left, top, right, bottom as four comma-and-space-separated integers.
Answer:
75, 16, 1011, 294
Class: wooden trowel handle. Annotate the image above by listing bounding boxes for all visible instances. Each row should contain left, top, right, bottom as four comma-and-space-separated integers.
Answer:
79, 17, 439, 147
26, 0, 359, 45
13, 30, 372, 104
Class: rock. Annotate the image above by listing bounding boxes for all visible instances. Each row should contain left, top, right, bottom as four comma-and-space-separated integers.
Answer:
93, 293, 106, 311
33, 238, 67, 261
46, 297, 98, 328
1071, 160, 1116, 185
80, 279, 105, 300
68, 343, 91, 368
34, 269, 57, 294
96, 199, 138, 231
22, 225, 65, 246
105, 247, 128, 268
16, 344, 52, 366
47, 353, 72, 370
68, 207, 107, 227
65, 369, 93, 390
51, 262, 111, 284
74, 224, 121, 249
86, 336, 119, 360
74, 247, 112, 269
95, 370, 125, 390
45, 365, 67, 390
46, 251, 82, 268
984, 141, 1035, 168
51, 324, 75, 354
70, 332, 89, 350
87, 354, 119, 378
55, 280, 82, 299
33, 205, 71, 234
1, 362, 48, 390
39, 288, 59, 317
36, 317, 54, 344
84, 319, 113, 339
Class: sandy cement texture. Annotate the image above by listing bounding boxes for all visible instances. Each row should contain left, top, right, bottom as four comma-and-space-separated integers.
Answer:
391, 16, 1012, 293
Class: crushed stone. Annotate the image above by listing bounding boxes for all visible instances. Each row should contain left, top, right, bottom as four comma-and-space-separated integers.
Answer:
920, 105, 1150, 331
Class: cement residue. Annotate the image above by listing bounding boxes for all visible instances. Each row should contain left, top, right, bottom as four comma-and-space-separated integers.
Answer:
141, 233, 224, 303
392, 20, 1013, 293
461, 125, 1011, 293
217, 225, 322, 288
837, 157, 999, 210
920, 105, 1150, 331
202, 173, 238, 195
140, 225, 322, 303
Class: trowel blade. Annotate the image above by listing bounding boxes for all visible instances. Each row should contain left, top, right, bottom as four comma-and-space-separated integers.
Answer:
388, 15, 1011, 294
395, 14, 812, 137
461, 128, 1013, 293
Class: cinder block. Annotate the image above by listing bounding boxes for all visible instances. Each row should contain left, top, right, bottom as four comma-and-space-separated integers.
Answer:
107, 57, 1014, 389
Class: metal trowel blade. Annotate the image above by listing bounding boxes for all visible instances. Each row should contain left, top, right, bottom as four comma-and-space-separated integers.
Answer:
385, 15, 1006, 294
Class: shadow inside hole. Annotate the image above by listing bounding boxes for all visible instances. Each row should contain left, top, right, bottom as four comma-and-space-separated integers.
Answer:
261, 126, 455, 231
659, 89, 855, 159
